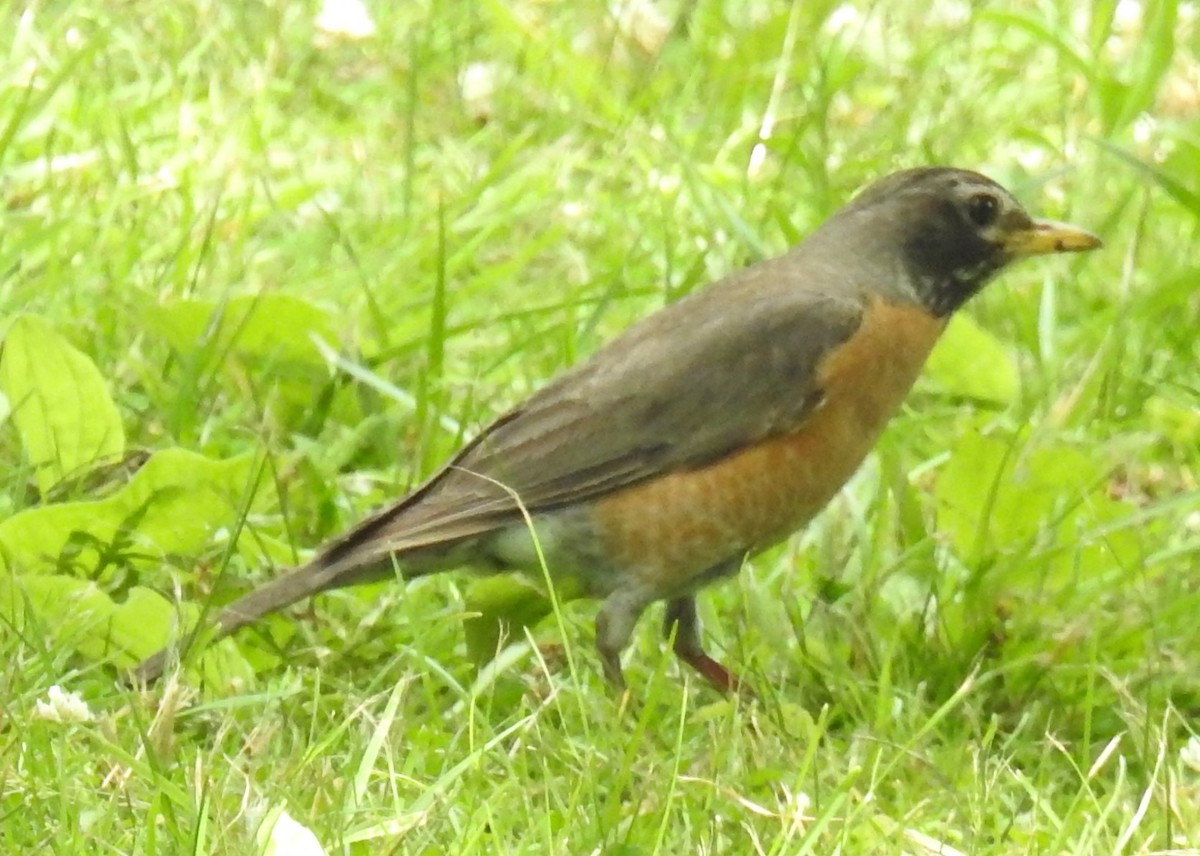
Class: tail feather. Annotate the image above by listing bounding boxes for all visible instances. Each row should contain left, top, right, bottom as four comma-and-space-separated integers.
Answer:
128, 549, 386, 683
211, 552, 389, 638
128, 478, 522, 683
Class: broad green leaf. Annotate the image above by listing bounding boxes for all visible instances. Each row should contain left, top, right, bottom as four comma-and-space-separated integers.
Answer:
0, 575, 167, 664
462, 569, 589, 669
1146, 394, 1200, 446
142, 293, 337, 365
0, 575, 254, 679
1047, 493, 1144, 586
0, 448, 266, 576
925, 315, 1019, 405
462, 576, 555, 667
0, 314, 125, 494
936, 428, 1110, 563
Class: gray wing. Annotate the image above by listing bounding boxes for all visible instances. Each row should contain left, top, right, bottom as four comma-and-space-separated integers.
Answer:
323, 253, 866, 562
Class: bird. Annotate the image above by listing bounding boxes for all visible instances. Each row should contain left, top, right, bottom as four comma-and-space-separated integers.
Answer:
132, 166, 1101, 692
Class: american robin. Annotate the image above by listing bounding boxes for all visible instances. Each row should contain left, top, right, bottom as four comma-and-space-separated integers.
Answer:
133, 167, 1100, 691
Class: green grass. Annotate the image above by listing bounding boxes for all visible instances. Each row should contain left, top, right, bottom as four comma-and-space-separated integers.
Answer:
3, 0, 1200, 852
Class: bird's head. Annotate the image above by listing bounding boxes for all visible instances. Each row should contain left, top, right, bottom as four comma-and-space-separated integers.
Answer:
837, 167, 1101, 316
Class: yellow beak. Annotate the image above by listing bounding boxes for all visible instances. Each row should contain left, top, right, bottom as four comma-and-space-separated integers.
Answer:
1004, 218, 1103, 256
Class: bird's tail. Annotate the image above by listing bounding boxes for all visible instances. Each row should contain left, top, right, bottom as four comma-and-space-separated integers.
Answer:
128, 546, 397, 683
129, 475, 512, 682
130, 513, 477, 681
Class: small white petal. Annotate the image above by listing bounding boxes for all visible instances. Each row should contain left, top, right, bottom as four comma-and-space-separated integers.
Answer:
826, 4, 862, 34
1179, 735, 1200, 773
315, 0, 376, 40
265, 810, 328, 856
1114, 0, 1143, 30
1133, 114, 1156, 145
33, 685, 93, 724
459, 62, 501, 122
560, 201, 588, 219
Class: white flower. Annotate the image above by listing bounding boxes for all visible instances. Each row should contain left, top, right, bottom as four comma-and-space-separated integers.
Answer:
33, 685, 93, 724
262, 809, 328, 856
1133, 114, 1157, 145
781, 787, 812, 833
1114, 0, 1143, 30
826, 4, 862, 34
1180, 735, 1200, 773
459, 61, 501, 122
315, 0, 376, 40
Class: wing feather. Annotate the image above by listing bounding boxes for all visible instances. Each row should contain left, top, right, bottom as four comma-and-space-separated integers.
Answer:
324, 254, 866, 565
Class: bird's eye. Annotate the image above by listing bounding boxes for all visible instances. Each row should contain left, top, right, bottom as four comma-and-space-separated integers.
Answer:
966, 193, 1000, 228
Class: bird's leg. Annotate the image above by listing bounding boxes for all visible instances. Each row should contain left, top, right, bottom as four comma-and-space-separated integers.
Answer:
663, 596, 747, 694
594, 589, 653, 691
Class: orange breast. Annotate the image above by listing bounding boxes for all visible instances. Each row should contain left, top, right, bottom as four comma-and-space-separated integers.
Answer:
591, 297, 946, 596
